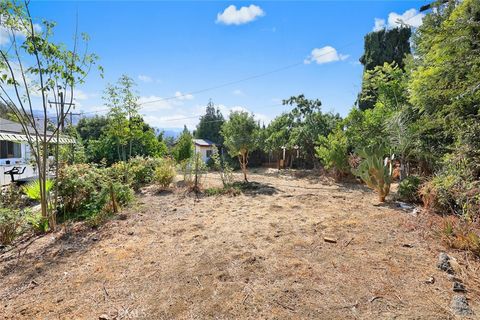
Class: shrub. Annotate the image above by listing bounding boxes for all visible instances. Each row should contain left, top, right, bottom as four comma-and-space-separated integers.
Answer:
0, 184, 27, 209
110, 156, 162, 190
153, 158, 176, 188
211, 147, 234, 187
316, 129, 350, 180
58, 164, 134, 220
179, 154, 207, 188
0, 209, 25, 246
353, 145, 393, 202
25, 211, 49, 234
440, 217, 480, 257
420, 174, 480, 219
398, 176, 421, 203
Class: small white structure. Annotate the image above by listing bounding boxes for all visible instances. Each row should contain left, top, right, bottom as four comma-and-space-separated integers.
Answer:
193, 139, 217, 163
0, 118, 74, 186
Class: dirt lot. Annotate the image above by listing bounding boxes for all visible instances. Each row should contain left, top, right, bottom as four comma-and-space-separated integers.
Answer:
1, 170, 479, 319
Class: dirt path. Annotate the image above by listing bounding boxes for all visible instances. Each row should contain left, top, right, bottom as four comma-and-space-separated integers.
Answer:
1, 171, 479, 319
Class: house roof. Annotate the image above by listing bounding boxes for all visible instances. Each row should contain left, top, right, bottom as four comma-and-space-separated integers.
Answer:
0, 117, 75, 144
0, 118, 36, 134
193, 138, 216, 147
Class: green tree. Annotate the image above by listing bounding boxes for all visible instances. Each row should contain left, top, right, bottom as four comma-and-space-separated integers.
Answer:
316, 129, 350, 179
104, 75, 142, 163
282, 95, 340, 168
221, 111, 259, 182
173, 126, 194, 163
358, 27, 412, 110
409, 0, 480, 169
0, 1, 100, 226
195, 100, 224, 144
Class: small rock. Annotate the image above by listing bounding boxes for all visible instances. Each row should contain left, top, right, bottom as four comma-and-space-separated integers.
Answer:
127, 231, 134, 236
451, 295, 473, 316
453, 281, 466, 292
98, 314, 110, 320
425, 276, 435, 284
437, 252, 453, 273
402, 243, 414, 248
92, 237, 99, 242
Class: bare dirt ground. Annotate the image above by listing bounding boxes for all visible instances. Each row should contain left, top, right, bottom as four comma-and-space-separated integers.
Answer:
1, 170, 479, 319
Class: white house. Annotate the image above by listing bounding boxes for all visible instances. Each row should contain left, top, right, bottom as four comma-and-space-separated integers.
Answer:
0, 117, 74, 186
193, 139, 217, 163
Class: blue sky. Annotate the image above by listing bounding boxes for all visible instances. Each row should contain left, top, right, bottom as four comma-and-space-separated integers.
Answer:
27, 1, 426, 130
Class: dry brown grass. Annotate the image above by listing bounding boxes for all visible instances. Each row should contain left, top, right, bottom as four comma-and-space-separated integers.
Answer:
0, 170, 479, 319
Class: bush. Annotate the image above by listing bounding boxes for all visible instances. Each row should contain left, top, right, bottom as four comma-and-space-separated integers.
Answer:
58, 164, 134, 220
316, 129, 350, 180
110, 156, 162, 190
211, 147, 234, 187
420, 173, 480, 219
153, 158, 176, 188
0, 209, 25, 246
398, 176, 421, 203
179, 154, 207, 188
440, 217, 480, 257
25, 211, 49, 234
0, 184, 27, 209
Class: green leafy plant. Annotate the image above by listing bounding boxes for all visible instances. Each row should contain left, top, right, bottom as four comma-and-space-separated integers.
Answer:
353, 145, 393, 202
0, 209, 25, 246
211, 146, 234, 187
25, 211, 50, 234
316, 129, 350, 180
398, 175, 421, 203
154, 158, 177, 188
22, 179, 54, 201
58, 164, 134, 220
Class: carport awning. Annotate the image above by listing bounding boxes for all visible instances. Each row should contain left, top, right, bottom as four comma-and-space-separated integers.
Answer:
0, 133, 75, 144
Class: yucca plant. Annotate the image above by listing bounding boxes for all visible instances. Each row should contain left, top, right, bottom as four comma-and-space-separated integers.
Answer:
353, 145, 393, 202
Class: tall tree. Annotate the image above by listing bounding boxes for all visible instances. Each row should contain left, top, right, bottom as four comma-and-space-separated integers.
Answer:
104, 75, 141, 163
358, 27, 412, 110
0, 1, 100, 226
221, 111, 259, 182
195, 99, 224, 144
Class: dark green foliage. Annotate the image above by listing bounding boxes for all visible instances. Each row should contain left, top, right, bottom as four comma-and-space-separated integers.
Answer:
360, 27, 412, 71
77, 115, 166, 164
358, 27, 411, 110
398, 176, 421, 203
195, 100, 225, 144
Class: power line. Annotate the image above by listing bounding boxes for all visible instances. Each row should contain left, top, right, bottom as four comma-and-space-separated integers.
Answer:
79, 42, 355, 116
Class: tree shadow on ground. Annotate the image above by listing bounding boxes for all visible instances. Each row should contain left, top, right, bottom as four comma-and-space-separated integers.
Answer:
0, 216, 120, 301
235, 181, 279, 196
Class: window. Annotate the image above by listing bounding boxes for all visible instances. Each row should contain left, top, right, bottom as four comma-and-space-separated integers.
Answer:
0, 140, 21, 159
206, 149, 213, 158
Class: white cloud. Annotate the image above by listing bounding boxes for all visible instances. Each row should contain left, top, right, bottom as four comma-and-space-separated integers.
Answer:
174, 91, 194, 100
138, 75, 153, 83
373, 18, 386, 32
304, 46, 349, 65
216, 4, 265, 25
373, 8, 425, 31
